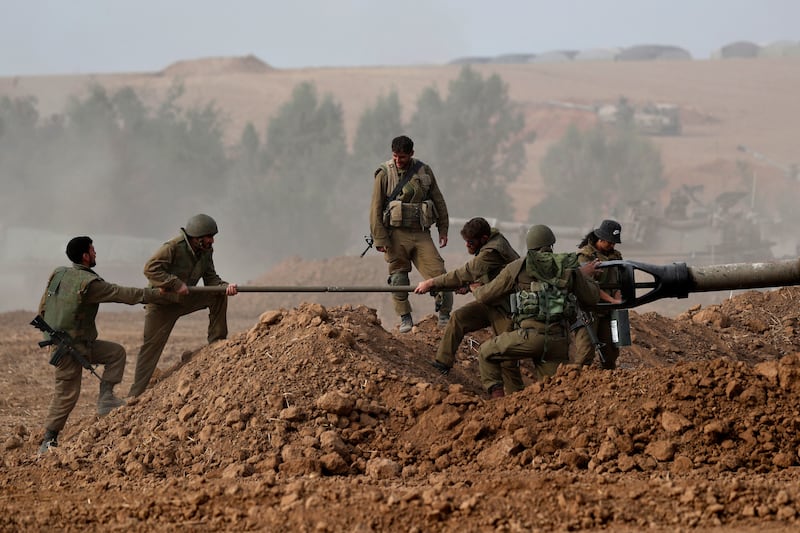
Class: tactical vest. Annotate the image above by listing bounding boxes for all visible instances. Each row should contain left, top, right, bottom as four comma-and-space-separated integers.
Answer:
41, 266, 101, 343
381, 159, 437, 229
512, 252, 579, 327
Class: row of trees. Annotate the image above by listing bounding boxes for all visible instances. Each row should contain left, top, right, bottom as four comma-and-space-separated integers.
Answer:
0, 66, 666, 272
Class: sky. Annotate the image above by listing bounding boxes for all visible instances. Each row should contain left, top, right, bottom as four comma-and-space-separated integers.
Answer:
0, 0, 797, 76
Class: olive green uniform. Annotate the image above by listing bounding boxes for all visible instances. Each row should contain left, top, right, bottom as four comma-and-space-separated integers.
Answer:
369, 158, 452, 318
473, 254, 599, 392
427, 230, 524, 392
128, 232, 230, 397
572, 244, 623, 369
39, 264, 162, 433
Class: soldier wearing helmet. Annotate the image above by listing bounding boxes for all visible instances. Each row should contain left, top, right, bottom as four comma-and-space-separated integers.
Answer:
471, 225, 600, 397
571, 219, 624, 369
128, 214, 238, 397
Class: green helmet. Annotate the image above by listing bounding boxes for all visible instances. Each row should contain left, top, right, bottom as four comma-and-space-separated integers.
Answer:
184, 214, 218, 237
526, 224, 556, 250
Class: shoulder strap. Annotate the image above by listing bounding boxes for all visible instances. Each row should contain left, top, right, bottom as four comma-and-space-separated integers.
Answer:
385, 160, 421, 203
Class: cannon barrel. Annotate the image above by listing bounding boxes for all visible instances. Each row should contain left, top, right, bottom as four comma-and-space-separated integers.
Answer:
599, 258, 800, 309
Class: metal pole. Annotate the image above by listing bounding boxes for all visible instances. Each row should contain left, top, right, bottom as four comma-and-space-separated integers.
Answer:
188, 285, 416, 293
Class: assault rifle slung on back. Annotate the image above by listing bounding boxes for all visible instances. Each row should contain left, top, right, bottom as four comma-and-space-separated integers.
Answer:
30, 314, 102, 380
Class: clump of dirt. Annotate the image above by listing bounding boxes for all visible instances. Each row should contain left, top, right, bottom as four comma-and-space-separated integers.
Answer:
4, 279, 800, 530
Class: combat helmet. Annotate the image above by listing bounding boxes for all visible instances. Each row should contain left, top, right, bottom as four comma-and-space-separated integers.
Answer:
184, 214, 218, 237
526, 224, 556, 250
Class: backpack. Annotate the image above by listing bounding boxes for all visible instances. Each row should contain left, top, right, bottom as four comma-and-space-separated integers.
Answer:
512, 252, 579, 326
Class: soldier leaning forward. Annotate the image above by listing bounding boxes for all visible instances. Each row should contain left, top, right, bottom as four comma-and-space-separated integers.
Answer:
38, 236, 169, 454
414, 217, 525, 393
472, 225, 600, 397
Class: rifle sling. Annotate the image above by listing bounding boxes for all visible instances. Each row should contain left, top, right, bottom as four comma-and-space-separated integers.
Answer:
385, 160, 420, 206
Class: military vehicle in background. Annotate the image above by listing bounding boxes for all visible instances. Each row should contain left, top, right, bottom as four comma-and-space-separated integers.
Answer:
452, 184, 774, 265
544, 97, 682, 136
596, 101, 682, 136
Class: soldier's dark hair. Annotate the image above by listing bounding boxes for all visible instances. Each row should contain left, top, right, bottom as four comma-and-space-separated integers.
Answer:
391, 135, 414, 154
577, 231, 599, 249
66, 236, 93, 263
461, 217, 491, 240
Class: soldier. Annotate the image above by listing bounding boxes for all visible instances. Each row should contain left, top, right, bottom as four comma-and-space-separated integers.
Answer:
473, 225, 600, 397
128, 214, 238, 397
414, 217, 525, 393
370, 135, 452, 333
572, 219, 623, 369
38, 236, 170, 453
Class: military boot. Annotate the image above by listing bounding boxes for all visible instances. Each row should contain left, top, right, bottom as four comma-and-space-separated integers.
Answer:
98, 380, 126, 416
38, 429, 59, 454
437, 312, 450, 328
398, 314, 413, 333
489, 384, 505, 399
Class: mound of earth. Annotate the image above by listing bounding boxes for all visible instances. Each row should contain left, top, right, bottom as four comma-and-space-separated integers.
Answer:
3, 282, 800, 530
159, 55, 272, 77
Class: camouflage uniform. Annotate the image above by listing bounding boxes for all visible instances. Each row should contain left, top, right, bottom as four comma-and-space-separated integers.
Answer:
370, 158, 452, 319
427, 229, 525, 392
572, 243, 623, 369
473, 253, 599, 393
128, 231, 230, 397
39, 264, 162, 433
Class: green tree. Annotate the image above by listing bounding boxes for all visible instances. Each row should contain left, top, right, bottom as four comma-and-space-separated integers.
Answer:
343, 91, 405, 245
408, 66, 533, 219
351, 90, 404, 168
0, 83, 231, 235
532, 123, 665, 227
258, 82, 349, 257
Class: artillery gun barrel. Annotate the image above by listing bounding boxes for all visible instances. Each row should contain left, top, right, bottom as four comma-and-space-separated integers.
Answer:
600, 258, 800, 309
188, 285, 416, 293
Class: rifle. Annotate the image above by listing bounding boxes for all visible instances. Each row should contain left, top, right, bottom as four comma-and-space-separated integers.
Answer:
30, 315, 102, 380
360, 235, 374, 258
570, 307, 607, 365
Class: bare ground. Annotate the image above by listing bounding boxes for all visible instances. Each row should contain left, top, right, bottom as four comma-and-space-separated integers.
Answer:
3, 255, 800, 531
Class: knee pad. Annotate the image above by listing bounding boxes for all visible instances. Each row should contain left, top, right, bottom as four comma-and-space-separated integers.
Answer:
388, 272, 410, 286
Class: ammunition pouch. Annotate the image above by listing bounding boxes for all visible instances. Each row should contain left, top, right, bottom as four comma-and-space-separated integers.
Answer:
383, 200, 403, 227
383, 200, 437, 229
420, 199, 437, 229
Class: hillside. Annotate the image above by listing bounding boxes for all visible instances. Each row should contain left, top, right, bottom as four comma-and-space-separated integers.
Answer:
2, 57, 798, 223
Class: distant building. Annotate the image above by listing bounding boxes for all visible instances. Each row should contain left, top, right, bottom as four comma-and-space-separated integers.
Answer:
574, 48, 621, 62
711, 41, 761, 59
759, 40, 800, 58
531, 50, 577, 63
617, 45, 692, 61
490, 53, 536, 64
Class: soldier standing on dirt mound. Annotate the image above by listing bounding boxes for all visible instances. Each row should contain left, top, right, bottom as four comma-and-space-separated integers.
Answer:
128, 214, 238, 397
370, 135, 452, 333
414, 217, 525, 393
38, 236, 170, 454
473, 225, 600, 397
571, 219, 624, 369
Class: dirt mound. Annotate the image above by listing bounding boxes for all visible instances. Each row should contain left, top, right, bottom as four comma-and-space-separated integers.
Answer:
4, 280, 800, 529
159, 55, 272, 77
